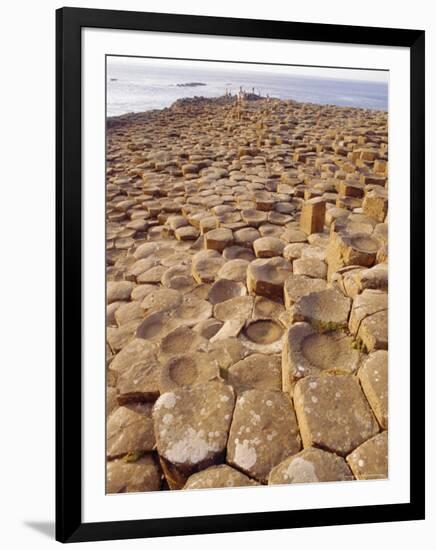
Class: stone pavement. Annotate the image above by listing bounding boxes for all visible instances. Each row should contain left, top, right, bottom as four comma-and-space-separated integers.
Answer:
105, 95, 388, 492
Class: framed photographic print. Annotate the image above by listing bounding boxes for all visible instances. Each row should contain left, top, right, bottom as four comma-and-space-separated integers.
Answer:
56, 7, 425, 543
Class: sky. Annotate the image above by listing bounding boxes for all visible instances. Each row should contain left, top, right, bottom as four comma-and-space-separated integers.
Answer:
107, 55, 389, 84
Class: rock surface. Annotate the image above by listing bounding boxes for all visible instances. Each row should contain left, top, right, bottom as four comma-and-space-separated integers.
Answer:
152, 382, 235, 488
291, 288, 351, 330
284, 274, 327, 309
107, 454, 162, 493
346, 431, 388, 479
227, 390, 301, 482
349, 290, 388, 351
228, 353, 282, 394
247, 257, 292, 299
268, 447, 352, 485
282, 323, 360, 394
106, 94, 389, 492
300, 198, 326, 235
293, 375, 379, 456
358, 350, 388, 429
107, 406, 155, 459
184, 464, 259, 489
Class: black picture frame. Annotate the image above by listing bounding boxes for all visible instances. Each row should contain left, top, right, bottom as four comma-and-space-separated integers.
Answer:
56, 6, 425, 543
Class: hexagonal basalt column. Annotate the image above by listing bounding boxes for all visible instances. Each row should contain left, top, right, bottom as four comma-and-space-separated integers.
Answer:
268, 447, 353, 485
293, 375, 379, 456
152, 382, 235, 489
227, 390, 301, 482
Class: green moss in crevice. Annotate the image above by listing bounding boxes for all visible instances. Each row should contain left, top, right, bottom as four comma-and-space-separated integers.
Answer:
123, 450, 145, 463
351, 338, 368, 354
311, 320, 346, 333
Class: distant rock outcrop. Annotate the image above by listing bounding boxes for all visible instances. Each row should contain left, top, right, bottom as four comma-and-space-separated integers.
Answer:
176, 82, 207, 87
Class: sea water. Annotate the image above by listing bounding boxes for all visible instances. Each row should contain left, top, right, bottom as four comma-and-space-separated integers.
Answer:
107, 57, 388, 117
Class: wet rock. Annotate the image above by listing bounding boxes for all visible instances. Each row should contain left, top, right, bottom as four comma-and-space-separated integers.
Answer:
294, 375, 379, 456
184, 464, 259, 489
152, 382, 235, 488
346, 431, 388, 479
358, 350, 388, 429
227, 390, 301, 482
268, 447, 353, 485
107, 455, 162, 493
